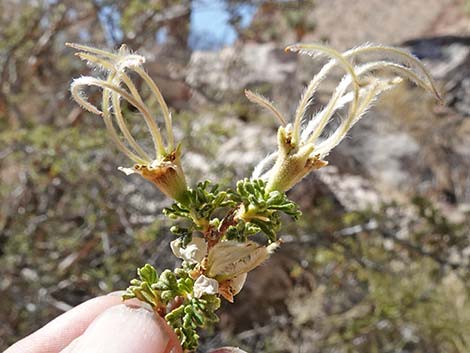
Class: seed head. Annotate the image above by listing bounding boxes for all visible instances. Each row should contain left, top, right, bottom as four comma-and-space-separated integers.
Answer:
249, 43, 441, 192
68, 43, 187, 202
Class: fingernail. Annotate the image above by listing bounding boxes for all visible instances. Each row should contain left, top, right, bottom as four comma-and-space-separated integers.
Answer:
68, 305, 171, 353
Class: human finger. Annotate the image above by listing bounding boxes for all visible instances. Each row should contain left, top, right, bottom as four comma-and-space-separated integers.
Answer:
5, 295, 123, 353
60, 303, 182, 353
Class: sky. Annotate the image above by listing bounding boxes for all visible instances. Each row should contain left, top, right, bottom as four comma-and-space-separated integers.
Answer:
98, 0, 257, 50
189, 0, 256, 49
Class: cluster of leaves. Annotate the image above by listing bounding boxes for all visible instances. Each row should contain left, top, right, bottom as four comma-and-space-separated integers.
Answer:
163, 181, 236, 245
166, 295, 221, 351
123, 264, 221, 351
164, 178, 301, 244
228, 179, 302, 242
124, 264, 192, 307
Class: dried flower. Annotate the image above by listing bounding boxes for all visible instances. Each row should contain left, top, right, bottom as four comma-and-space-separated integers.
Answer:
249, 43, 441, 192
205, 240, 279, 301
68, 43, 187, 202
172, 236, 278, 302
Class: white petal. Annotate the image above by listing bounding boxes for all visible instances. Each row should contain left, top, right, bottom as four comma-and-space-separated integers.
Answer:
193, 275, 219, 298
170, 238, 183, 258
170, 237, 207, 264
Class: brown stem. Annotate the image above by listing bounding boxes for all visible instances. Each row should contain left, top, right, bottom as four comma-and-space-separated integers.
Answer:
205, 208, 238, 249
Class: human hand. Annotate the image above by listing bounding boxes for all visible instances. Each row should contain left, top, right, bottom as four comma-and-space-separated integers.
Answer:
5, 293, 182, 353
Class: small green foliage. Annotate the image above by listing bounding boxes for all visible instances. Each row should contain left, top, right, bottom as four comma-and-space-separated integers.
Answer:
124, 264, 222, 351
166, 295, 221, 351
225, 219, 259, 242
122, 264, 161, 307
234, 179, 301, 218
230, 179, 302, 242
164, 181, 236, 228
163, 178, 301, 245
123, 265, 196, 307
154, 269, 194, 303
154, 270, 180, 303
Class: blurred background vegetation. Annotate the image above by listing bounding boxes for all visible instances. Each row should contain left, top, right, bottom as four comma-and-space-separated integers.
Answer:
1, 0, 469, 352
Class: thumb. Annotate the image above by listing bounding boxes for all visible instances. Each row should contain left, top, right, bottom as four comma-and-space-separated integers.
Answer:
61, 303, 182, 353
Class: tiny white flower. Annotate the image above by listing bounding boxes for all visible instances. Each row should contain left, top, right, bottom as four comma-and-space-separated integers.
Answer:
170, 237, 208, 264
193, 275, 219, 298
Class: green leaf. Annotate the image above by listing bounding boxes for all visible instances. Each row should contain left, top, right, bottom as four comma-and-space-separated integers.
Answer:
137, 264, 158, 284
228, 179, 301, 242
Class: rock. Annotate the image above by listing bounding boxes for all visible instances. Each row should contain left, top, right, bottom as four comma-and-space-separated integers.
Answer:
316, 167, 382, 211
304, 0, 455, 50
404, 36, 470, 117
186, 43, 297, 108
187, 43, 296, 91
216, 122, 276, 176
